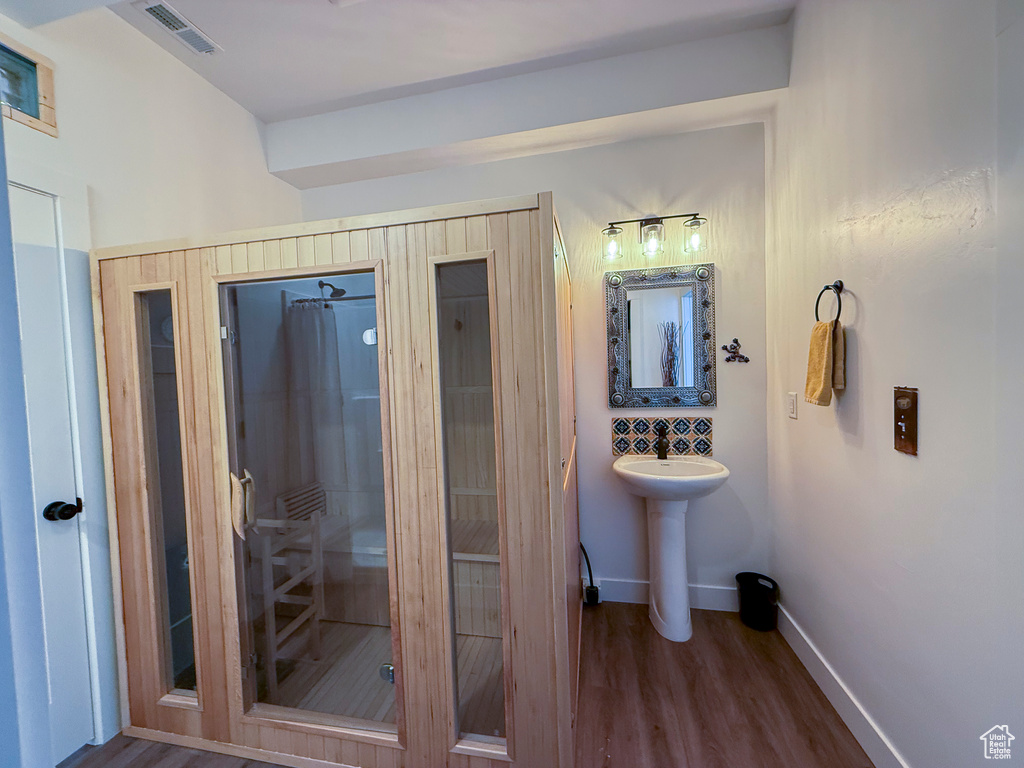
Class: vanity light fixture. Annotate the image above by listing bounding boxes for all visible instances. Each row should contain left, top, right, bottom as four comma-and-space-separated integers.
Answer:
601, 213, 708, 261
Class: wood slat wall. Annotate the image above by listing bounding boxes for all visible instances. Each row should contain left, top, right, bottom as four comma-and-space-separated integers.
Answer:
94, 194, 580, 768
553, 223, 582, 728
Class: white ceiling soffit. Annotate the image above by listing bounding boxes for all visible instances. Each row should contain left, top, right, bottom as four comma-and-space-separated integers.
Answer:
275, 90, 786, 190
0, 0, 116, 27
265, 21, 792, 189
111, 0, 794, 124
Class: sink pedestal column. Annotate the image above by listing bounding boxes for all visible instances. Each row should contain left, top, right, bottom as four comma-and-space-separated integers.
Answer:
646, 498, 692, 642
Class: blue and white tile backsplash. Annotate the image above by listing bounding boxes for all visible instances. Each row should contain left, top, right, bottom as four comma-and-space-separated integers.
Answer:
611, 416, 713, 457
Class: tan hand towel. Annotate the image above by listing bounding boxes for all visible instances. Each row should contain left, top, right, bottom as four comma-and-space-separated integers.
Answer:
832, 321, 845, 391
805, 320, 834, 406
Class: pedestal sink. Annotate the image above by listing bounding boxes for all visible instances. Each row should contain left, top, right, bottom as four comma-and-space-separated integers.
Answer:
613, 455, 730, 642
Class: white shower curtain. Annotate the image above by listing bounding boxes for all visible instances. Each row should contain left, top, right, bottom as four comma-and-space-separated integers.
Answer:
285, 303, 347, 509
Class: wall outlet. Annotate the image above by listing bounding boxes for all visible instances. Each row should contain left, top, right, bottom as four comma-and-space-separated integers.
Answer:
787, 392, 798, 419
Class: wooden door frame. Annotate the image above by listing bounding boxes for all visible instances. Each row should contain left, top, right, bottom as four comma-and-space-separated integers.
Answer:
96, 254, 213, 741
425, 249, 516, 763
127, 281, 205, 710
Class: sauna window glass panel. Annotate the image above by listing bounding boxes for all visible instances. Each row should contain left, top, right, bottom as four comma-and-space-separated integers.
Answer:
436, 260, 507, 741
221, 272, 397, 727
137, 289, 197, 692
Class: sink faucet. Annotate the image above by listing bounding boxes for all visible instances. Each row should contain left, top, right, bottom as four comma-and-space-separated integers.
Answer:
654, 424, 670, 461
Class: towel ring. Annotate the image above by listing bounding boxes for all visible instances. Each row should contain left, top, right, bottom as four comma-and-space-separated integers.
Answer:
815, 280, 844, 322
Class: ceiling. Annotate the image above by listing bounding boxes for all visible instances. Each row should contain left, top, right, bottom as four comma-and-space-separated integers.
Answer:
107, 0, 794, 124
0, 0, 112, 27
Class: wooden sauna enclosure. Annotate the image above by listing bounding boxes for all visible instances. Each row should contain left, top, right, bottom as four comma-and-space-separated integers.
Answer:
92, 193, 581, 768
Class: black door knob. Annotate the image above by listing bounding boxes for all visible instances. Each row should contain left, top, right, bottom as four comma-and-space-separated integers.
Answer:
43, 498, 82, 522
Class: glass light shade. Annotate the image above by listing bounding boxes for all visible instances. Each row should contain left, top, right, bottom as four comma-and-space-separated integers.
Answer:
641, 221, 665, 257
683, 217, 708, 253
602, 225, 623, 261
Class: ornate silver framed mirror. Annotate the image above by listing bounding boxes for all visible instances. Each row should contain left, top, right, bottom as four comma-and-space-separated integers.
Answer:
605, 264, 716, 408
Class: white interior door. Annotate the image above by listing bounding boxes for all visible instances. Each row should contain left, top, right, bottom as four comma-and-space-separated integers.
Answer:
9, 182, 96, 765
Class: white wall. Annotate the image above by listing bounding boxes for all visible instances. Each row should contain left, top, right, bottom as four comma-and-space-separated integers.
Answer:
303, 124, 769, 606
997, 5, 1024, 548
0, 8, 301, 250
769, 1, 1021, 767
994, 0, 1024, 754
0, 7, 302, 758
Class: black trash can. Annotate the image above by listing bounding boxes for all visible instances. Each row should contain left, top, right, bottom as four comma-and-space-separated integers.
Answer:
735, 572, 779, 631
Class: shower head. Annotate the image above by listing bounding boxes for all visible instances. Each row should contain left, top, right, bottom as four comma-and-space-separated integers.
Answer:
318, 280, 347, 299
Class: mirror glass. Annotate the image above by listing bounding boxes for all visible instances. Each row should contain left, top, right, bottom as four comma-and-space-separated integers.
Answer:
627, 285, 695, 389
605, 264, 716, 408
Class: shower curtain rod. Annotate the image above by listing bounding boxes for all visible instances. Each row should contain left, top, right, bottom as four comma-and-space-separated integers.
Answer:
290, 294, 375, 305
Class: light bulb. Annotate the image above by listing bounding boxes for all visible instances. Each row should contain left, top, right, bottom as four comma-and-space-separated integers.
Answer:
641, 221, 664, 257
683, 217, 708, 253
602, 225, 623, 261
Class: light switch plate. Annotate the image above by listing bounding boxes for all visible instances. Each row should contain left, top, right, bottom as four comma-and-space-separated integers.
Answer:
787, 392, 798, 419
894, 386, 918, 455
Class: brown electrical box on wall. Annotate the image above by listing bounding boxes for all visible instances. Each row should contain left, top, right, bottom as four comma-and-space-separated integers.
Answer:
894, 387, 918, 455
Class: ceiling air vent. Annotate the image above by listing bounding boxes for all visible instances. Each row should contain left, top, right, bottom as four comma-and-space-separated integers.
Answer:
131, 1, 222, 55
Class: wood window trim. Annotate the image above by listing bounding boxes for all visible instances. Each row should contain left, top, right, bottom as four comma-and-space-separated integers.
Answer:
0, 29, 57, 138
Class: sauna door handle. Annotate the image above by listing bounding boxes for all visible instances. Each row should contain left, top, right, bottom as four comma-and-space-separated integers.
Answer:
242, 469, 256, 527
42, 497, 83, 522
230, 470, 257, 539
229, 472, 245, 540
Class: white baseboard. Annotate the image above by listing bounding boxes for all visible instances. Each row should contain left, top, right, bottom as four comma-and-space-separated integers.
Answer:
595, 577, 648, 604
690, 583, 740, 612
777, 605, 911, 768
596, 578, 739, 612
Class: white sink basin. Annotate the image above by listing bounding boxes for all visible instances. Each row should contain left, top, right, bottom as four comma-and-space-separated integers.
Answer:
612, 453, 731, 643
612, 455, 730, 502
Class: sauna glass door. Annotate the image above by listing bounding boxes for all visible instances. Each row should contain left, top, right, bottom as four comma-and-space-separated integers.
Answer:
219, 268, 399, 730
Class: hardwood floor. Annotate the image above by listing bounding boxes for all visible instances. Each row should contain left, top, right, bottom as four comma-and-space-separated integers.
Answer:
62, 603, 872, 768
267, 620, 503, 736
574, 603, 874, 768
269, 620, 504, 736
272, 621, 397, 722
59, 735, 282, 768
453, 633, 505, 737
